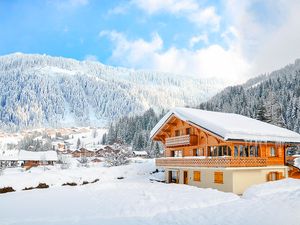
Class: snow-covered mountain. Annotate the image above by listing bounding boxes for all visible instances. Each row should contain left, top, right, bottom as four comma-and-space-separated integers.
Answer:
0, 53, 225, 131
199, 59, 300, 133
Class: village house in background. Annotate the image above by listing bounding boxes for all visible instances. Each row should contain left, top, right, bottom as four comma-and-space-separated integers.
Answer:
151, 107, 300, 194
132, 151, 148, 157
0, 150, 58, 169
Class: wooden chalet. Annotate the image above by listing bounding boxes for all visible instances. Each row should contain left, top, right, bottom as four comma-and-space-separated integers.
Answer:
71, 148, 95, 158
0, 150, 58, 169
150, 107, 300, 194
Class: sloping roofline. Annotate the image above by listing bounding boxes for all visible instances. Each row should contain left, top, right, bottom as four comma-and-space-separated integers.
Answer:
150, 107, 300, 144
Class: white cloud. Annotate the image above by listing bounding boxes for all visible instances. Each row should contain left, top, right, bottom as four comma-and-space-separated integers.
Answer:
100, 30, 250, 84
102, 0, 300, 84
189, 33, 208, 48
99, 31, 163, 68
131, 0, 220, 30
223, 0, 300, 76
107, 4, 129, 15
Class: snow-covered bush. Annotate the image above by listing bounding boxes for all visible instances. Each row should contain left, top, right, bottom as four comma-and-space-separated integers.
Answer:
104, 144, 132, 167
58, 154, 72, 170
78, 156, 89, 168
0, 162, 6, 175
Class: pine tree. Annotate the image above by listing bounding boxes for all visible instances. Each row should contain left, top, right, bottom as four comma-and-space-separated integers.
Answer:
76, 138, 81, 150
101, 133, 107, 145
256, 101, 268, 122
154, 142, 161, 157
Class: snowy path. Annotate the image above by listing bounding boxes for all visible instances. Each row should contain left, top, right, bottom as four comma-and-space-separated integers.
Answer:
0, 160, 300, 225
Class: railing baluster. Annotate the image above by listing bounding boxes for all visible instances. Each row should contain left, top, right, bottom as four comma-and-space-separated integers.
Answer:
156, 157, 267, 167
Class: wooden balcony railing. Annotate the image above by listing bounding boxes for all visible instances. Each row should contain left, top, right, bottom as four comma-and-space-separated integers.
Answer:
165, 135, 197, 147
156, 157, 267, 168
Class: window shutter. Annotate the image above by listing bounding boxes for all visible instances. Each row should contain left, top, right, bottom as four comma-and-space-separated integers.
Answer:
193, 171, 201, 182
276, 172, 284, 180
267, 172, 272, 181
214, 172, 223, 184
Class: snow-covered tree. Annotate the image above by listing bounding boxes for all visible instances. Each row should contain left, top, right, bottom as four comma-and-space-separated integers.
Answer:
103, 144, 131, 167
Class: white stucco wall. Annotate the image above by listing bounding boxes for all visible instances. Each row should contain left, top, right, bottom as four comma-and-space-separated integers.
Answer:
164, 166, 288, 194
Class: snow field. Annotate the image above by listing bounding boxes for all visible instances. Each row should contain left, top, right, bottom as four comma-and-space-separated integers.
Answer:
0, 159, 300, 225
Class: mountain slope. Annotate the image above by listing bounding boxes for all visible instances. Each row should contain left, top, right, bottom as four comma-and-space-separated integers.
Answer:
0, 53, 225, 131
199, 59, 300, 133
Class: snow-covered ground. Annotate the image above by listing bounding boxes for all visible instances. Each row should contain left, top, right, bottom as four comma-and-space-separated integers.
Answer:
294, 156, 300, 168
0, 159, 300, 225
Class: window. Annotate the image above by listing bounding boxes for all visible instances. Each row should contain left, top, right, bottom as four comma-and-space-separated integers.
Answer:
249, 146, 259, 157
186, 128, 191, 135
234, 145, 259, 157
214, 171, 223, 184
270, 147, 276, 157
192, 148, 203, 156
174, 150, 183, 157
234, 145, 239, 157
199, 148, 204, 156
194, 148, 204, 156
194, 171, 201, 182
267, 172, 283, 181
193, 149, 198, 156
209, 146, 231, 157
175, 130, 180, 136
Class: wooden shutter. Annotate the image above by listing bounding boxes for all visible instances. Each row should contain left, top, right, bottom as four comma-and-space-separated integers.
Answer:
194, 171, 201, 182
214, 171, 223, 184
267, 172, 272, 181
276, 172, 284, 180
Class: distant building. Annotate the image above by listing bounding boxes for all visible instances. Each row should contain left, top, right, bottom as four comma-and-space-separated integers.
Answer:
133, 151, 148, 157
0, 150, 58, 168
71, 148, 95, 158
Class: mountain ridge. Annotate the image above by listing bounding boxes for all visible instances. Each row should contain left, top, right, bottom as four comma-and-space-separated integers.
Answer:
199, 58, 300, 133
0, 53, 225, 131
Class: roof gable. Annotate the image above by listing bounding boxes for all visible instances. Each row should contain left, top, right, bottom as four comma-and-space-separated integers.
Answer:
150, 107, 300, 144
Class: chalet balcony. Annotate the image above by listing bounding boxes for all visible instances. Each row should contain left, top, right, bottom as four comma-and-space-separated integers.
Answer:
165, 135, 198, 147
156, 157, 267, 168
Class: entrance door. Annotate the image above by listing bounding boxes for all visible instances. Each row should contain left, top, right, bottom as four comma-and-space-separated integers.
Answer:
183, 171, 188, 184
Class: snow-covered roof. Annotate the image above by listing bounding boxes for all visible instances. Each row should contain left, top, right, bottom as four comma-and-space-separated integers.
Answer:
133, 151, 148, 156
150, 107, 300, 143
0, 150, 58, 161
0, 149, 19, 161
18, 150, 58, 161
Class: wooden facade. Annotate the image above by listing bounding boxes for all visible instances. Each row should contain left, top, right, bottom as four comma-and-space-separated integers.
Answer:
153, 115, 286, 168
151, 110, 300, 193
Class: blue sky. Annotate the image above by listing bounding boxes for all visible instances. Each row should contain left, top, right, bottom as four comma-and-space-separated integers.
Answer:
1, 0, 300, 83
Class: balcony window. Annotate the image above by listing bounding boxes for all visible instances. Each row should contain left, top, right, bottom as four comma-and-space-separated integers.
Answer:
175, 130, 180, 136
270, 147, 276, 157
234, 146, 239, 157
234, 145, 259, 157
209, 146, 232, 157
186, 128, 191, 135
193, 148, 199, 156
173, 150, 183, 157
249, 146, 259, 157
193, 148, 204, 156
